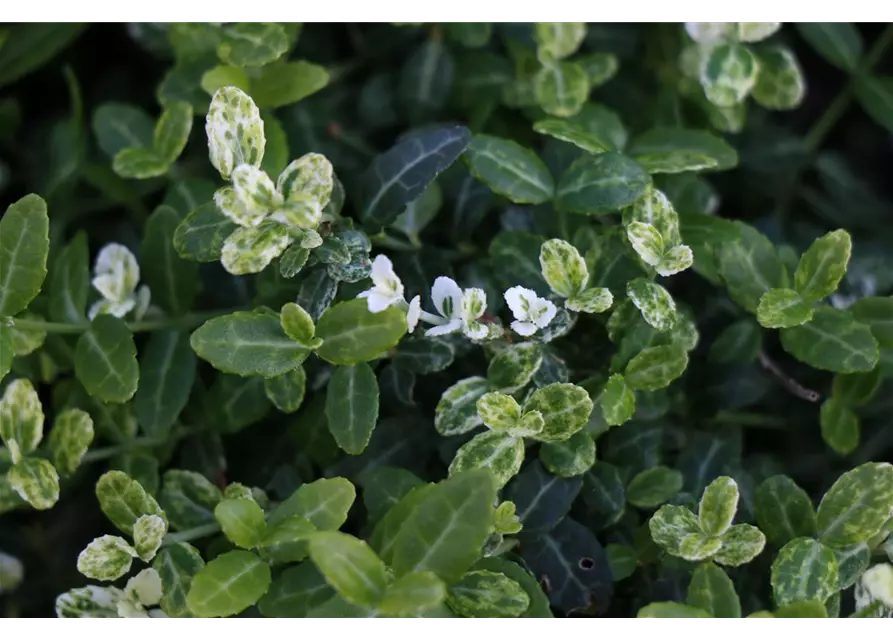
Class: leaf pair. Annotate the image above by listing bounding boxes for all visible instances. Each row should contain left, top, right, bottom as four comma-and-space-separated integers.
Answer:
0, 379, 94, 510
622, 186, 693, 277
539, 239, 613, 314
756, 229, 851, 329
649, 476, 766, 566
113, 101, 193, 179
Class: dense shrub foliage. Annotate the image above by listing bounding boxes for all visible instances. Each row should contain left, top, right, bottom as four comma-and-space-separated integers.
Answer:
2, 21, 893, 618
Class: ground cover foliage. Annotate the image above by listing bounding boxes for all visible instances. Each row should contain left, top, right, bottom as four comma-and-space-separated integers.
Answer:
2, 22, 893, 618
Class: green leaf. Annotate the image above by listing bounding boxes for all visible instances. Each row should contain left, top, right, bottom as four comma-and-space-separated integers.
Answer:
257, 563, 334, 618
264, 366, 306, 414
0, 194, 49, 317
256, 515, 316, 564
134, 330, 195, 437
463, 134, 554, 205
280, 301, 320, 348
159, 469, 222, 531
112, 147, 169, 179
534, 60, 589, 117
253, 61, 329, 109
449, 430, 524, 489
627, 278, 677, 332
0, 325, 10, 383
186, 550, 272, 618
794, 229, 851, 302
521, 516, 613, 613
268, 477, 356, 531
717, 221, 786, 313
638, 602, 711, 618
0, 378, 43, 462
556, 152, 650, 215
699, 476, 739, 537
48, 408, 94, 476
435, 376, 489, 436
487, 342, 543, 393
539, 238, 588, 298
700, 44, 758, 107
605, 544, 637, 581
92, 103, 154, 158
399, 40, 454, 123
754, 475, 817, 547
359, 125, 471, 228
533, 119, 614, 154
539, 431, 596, 478
476, 392, 521, 431
752, 47, 806, 110
7, 457, 59, 510
153, 100, 192, 165
780, 307, 878, 373
206, 86, 265, 181
709, 318, 762, 364
215, 498, 267, 550
209, 375, 271, 434
379, 571, 447, 617
820, 398, 860, 456
76, 535, 137, 581
325, 363, 380, 455
624, 345, 688, 391
833, 542, 870, 590
133, 514, 166, 562
153, 543, 205, 618
447, 569, 530, 617
851, 296, 893, 348
713, 524, 766, 567
855, 75, 893, 135
490, 231, 551, 296
771, 538, 839, 607
648, 504, 702, 557
774, 600, 827, 618
307, 531, 388, 606
687, 562, 741, 618
393, 337, 455, 374
217, 22, 287, 67
507, 459, 581, 533
96, 470, 166, 536
627, 466, 683, 509
49, 232, 89, 324
0, 23, 85, 87
75, 315, 139, 403
832, 368, 881, 407
190, 310, 310, 378
173, 201, 237, 263
315, 300, 406, 365
142, 205, 198, 316
628, 127, 738, 173
522, 382, 593, 442
796, 23, 862, 71
600, 373, 636, 426
362, 467, 424, 524
816, 462, 893, 548
756, 288, 814, 328
392, 469, 496, 584
534, 22, 586, 60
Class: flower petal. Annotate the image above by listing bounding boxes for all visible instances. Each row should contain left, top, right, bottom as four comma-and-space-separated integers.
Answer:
93, 243, 140, 302
462, 287, 487, 322
432, 277, 463, 319
504, 286, 537, 322
364, 290, 398, 313
426, 319, 462, 337
510, 320, 538, 337
534, 299, 558, 328
406, 295, 422, 333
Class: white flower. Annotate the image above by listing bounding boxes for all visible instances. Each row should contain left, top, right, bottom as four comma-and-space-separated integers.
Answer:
88, 243, 150, 320
357, 255, 405, 312
406, 295, 421, 333
504, 286, 557, 337
426, 276, 464, 337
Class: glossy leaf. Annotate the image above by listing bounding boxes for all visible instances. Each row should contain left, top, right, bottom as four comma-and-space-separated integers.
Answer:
463, 134, 554, 205
75, 315, 139, 403
315, 300, 407, 365
522, 382, 593, 442
135, 330, 195, 436
186, 550, 271, 618
820, 398, 860, 456
325, 363, 380, 455
771, 538, 838, 607
539, 431, 595, 478
0, 194, 49, 318
699, 476, 739, 537
49, 408, 94, 476
754, 475, 817, 547
447, 569, 530, 617
796, 23, 862, 72
780, 307, 878, 373
624, 345, 688, 391
215, 498, 267, 549
556, 153, 650, 215
449, 430, 524, 489
757, 288, 813, 329
816, 462, 893, 548
687, 562, 741, 618
627, 466, 683, 509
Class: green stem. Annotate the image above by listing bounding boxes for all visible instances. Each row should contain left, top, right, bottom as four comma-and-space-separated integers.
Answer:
80, 435, 170, 464
12, 309, 240, 336
162, 522, 221, 547
778, 24, 893, 224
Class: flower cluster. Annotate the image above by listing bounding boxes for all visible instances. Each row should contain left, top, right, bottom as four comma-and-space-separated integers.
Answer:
88, 244, 150, 321
358, 255, 557, 340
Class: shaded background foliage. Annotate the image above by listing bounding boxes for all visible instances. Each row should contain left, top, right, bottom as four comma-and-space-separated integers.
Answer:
2, 22, 893, 617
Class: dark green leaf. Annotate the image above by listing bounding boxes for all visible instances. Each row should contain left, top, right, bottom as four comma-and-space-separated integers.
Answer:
142, 205, 198, 315
315, 300, 407, 365
75, 315, 139, 403
0, 194, 49, 317
134, 330, 195, 437
555, 152, 650, 215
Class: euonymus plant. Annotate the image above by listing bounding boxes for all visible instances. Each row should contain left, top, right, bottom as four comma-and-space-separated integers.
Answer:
2, 21, 893, 618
